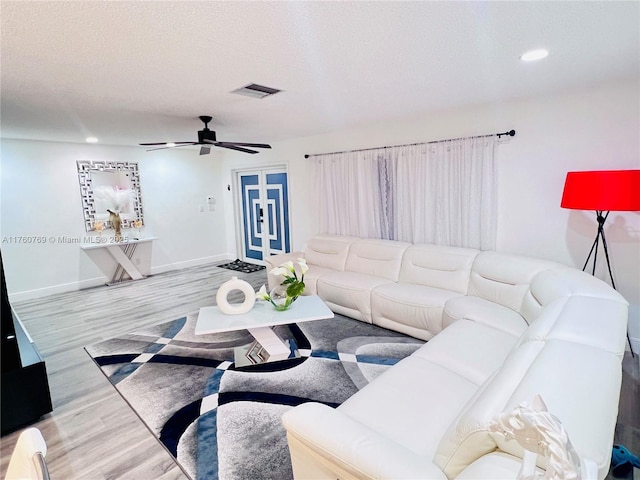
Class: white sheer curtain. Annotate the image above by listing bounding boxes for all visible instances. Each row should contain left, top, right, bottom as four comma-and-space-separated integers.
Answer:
393, 136, 497, 249
313, 135, 498, 250
313, 150, 389, 239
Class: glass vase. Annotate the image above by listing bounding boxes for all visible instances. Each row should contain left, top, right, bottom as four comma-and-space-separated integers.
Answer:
269, 284, 294, 311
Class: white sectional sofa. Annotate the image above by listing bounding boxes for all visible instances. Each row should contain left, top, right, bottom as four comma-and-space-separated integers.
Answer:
265, 234, 629, 480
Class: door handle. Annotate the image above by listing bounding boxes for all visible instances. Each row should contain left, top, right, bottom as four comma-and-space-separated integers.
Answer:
259, 207, 264, 223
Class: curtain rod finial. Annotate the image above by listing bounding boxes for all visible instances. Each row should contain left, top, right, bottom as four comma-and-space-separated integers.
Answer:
497, 129, 516, 138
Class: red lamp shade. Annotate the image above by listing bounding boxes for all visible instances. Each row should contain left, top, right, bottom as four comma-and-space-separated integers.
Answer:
561, 170, 640, 211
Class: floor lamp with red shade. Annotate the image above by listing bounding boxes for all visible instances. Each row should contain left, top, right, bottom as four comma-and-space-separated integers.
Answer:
561, 169, 640, 357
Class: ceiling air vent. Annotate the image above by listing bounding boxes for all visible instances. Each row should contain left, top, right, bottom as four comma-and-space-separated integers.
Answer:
231, 83, 281, 99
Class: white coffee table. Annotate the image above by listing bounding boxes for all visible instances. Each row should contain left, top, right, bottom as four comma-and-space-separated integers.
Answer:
195, 295, 334, 366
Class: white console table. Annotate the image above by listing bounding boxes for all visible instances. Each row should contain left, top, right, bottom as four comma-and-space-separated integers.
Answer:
81, 236, 158, 284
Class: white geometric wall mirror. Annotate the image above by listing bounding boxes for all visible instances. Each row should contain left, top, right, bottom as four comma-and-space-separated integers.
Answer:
76, 160, 144, 232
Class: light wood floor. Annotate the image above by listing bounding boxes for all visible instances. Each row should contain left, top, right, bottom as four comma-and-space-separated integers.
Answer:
1, 263, 638, 479
0, 263, 268, 480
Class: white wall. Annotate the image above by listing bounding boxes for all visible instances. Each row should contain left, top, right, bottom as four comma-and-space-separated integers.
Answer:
221, 80, 640, 349
0, 140, 231, 300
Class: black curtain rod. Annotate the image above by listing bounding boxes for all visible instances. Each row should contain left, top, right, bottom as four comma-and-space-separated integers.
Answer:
304, 129, 516, 158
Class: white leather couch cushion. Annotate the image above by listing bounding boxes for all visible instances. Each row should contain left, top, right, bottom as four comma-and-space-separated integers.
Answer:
283, 403, 448, 480
442, 295, 528, 337
304, 234, 358, 271
455, 452, 539, 479
468, 251, 558, 313
371, 283, 462, 340
300, 265, 335, 295
494, 341, 621, 479
338, 354, 479, 459
520, 266, 628, 323
317, 239, 410, 323
336, 319, 517, 461
344, 239, 410, 280
317, 272, 393, 323
412, 320, 519, 386
265, 234, 358, 292
521, 296, 629, 357
434, 341, 546, 477
434, 339, 622, 479
367, 244, 480, 340
398, 244, 479, 294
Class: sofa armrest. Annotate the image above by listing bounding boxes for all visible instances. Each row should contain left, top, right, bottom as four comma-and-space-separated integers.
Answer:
265, 251, 305, 290
282, 402, 447, 480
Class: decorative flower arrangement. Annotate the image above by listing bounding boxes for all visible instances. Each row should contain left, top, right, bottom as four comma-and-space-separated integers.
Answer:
94, 185, 134, 215
256, 258, 308, 311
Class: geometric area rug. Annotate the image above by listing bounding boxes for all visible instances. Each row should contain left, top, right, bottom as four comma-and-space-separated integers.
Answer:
85, 313, 424, 480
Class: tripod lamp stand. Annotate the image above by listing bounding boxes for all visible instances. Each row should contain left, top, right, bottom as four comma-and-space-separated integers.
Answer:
561, 169, 640, 357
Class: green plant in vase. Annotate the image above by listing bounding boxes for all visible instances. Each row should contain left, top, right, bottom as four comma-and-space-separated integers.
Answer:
256, 258, 308, 311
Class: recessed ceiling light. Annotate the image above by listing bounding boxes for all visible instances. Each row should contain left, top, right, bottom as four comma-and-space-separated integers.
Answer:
167, 142, 176, 147
86, 137, 98, 143
520, 49, 549, 62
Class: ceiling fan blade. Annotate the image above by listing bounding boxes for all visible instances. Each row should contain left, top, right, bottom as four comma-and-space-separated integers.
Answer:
140, 141, 196, 146
146, 143, 197, 151
217, 142, 271, 149
199, 146, 211, 155
213, 143, 259, 154
146, 146, 171, 151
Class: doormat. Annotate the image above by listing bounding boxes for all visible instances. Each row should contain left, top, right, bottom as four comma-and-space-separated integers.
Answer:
85, 314, 424, 480
217, 259, 265, 274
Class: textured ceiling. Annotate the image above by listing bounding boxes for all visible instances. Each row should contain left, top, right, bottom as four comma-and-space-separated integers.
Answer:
1, 1, 639, 148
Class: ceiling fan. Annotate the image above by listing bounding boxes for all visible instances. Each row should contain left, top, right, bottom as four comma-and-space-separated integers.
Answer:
139, 116, 271, 155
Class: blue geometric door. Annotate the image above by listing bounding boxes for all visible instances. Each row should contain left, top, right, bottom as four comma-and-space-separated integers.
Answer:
239, 169, 290, 261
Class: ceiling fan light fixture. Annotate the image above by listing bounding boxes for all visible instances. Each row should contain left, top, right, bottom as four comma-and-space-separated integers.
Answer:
231, 83, 281, 99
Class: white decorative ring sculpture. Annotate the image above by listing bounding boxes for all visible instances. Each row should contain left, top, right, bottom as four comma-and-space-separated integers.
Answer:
216, 276, 256, 315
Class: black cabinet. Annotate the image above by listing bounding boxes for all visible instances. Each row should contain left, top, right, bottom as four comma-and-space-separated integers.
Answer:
1, 251, 53, 435
1, 251, 20, 372
1, 311, 53, 435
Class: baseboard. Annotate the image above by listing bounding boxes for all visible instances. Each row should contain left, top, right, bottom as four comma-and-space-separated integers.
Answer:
9, 277, 107, 302
8, 254, 237, 302
149, 254, 235, 275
